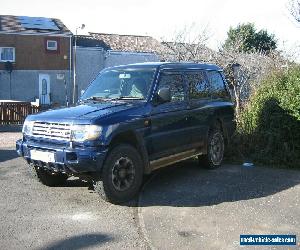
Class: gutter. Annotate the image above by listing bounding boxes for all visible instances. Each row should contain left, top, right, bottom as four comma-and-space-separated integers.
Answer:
0, 31, 72, 37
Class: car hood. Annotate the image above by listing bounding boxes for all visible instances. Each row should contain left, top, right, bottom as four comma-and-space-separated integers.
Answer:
29, 101, 141, 122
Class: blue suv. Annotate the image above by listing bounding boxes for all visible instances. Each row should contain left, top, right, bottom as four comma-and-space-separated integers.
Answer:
16, 62, 235, 204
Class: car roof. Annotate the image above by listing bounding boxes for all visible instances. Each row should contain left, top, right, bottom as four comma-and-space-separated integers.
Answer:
108, 62, 222, 71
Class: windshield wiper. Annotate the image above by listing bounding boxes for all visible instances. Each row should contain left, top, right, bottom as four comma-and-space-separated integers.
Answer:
80, 96, 144, 104
111, 96, 145, 100
81, 96, 109, 102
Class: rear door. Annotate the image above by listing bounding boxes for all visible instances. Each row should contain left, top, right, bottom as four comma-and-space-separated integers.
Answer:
185, 70, 213, 148
148, 71, 190, 160
206, 70, 234, 137
207, 70, 231, 100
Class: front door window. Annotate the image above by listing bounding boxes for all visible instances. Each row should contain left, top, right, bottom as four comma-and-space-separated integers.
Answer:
158, 73, 185, 102
42, 79, 47, 95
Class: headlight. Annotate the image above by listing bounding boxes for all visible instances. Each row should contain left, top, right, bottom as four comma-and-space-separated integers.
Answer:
70, 125, 102, 142
22, 120, 34, 135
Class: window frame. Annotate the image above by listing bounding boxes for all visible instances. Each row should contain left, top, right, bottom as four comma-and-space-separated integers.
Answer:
46, 40, 58, 51
45, 38, 60, 53
0, 47, 16, 62
156, 70, 187, 103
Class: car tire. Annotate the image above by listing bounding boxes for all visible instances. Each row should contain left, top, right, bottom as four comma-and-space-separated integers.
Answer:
93, 144, 144, 204
198, 126, 225, 169
29, 163, 68, 186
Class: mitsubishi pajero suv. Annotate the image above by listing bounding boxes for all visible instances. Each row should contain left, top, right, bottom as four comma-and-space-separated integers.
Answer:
16, 62, 235, 204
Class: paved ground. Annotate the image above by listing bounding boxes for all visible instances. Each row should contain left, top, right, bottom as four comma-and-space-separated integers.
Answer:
139, 161, 300, 250
0, 132, 300, 249
0, 133, 147, 250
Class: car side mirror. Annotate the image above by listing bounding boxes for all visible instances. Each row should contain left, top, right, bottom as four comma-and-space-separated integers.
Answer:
157, 87, 171, 103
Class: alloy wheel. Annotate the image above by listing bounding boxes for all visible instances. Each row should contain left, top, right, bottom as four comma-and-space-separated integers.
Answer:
209, 132, 224, 165
111, 157, 135, 191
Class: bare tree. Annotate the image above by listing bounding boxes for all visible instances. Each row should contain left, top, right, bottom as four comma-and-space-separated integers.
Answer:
158, 26, 291, 118
159, 24, 214, 62
289, 0, 300, 24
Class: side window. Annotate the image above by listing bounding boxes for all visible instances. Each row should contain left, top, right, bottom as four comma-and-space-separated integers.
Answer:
207, 71, 228, 99
0, 47, 15, 62
187, 71, 210, 99
158, 73, 185, 102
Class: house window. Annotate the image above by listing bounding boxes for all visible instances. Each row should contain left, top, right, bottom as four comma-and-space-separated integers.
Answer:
0, 47, 15, 62
46, 40, 58, 51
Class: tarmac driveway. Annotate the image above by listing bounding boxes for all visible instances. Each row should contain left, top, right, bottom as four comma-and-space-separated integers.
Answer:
139, 160, 300, 250
0, 132, 299, 249
0, 133, 147, 249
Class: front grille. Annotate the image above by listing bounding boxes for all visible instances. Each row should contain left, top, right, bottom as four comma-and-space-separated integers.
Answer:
32, 121, 71, 140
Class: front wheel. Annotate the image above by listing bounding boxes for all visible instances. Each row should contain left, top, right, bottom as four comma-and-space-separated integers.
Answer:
93, 144, 144, 204
198, 128, 225, 169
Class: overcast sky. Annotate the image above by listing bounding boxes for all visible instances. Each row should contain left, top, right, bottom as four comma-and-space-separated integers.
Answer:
2, 0, 300, 60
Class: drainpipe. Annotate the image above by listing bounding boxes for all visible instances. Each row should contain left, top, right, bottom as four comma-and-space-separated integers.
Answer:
72, 33, 77, 104
68, 35, 72, 107
4, 61, 13, 100
72, 24, 85, 104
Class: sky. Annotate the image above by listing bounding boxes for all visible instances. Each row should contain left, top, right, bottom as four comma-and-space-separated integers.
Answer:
1, 0, 300, 60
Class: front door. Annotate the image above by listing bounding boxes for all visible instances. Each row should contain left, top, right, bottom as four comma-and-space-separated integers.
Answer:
148, 71, 190, 160
39, 74, 51, 105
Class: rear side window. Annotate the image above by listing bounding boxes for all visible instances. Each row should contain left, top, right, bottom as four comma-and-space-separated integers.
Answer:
207, 71, 228, 99
158, 73, 185, 102
186, 71, 210, 99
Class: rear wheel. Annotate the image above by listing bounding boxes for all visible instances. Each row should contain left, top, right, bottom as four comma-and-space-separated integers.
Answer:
198, 127, 225, 169
93, 144, 144, 204
29, 164, 68, 186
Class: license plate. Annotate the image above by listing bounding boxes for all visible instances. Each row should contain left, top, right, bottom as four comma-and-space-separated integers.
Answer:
30, 150, 55, 163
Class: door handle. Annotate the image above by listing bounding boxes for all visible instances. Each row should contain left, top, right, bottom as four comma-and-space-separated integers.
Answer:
144, 119, 151, 127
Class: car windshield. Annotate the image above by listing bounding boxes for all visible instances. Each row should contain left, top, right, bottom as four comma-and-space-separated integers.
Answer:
81, 67, 156, 101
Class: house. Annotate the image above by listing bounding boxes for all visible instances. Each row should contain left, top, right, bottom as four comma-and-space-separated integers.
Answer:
74, 32, 220, 97
0, 15, 72, 106
89, 32, 164, 53
0, 15, 217, 105
74, 33, 161, 97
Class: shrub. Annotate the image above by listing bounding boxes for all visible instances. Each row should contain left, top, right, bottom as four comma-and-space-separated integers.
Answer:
223, 23, 277, 53
237, 66, 300, 167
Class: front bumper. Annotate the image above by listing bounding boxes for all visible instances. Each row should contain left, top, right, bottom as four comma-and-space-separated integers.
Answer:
16, 139, 108, 174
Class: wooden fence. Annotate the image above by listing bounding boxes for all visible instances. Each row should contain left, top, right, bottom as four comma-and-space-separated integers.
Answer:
0, 102, 40, 125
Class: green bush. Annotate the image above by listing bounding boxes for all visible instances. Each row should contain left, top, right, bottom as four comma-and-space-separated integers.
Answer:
237, 66, 300, 167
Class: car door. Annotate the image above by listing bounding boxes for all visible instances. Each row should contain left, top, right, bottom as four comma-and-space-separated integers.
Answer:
185, 70, 214, 148
206, 70, 234, 137
148, 71, 190, 160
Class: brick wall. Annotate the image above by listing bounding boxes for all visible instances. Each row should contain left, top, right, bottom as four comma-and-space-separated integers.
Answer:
0, 34, 71, 70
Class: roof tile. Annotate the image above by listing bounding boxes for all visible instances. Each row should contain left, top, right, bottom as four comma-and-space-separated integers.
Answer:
89, 32, 165, 53
0, 15, 72, 35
